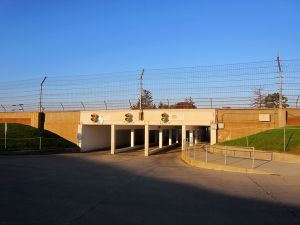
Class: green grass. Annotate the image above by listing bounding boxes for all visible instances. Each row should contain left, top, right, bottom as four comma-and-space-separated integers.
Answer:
0, 123, 77, 151
220, 126, 300, 154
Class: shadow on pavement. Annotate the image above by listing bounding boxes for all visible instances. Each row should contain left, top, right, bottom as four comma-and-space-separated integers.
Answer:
0, 152, 299, 225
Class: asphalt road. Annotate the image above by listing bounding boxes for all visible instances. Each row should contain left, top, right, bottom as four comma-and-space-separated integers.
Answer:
0, 149, 300, 225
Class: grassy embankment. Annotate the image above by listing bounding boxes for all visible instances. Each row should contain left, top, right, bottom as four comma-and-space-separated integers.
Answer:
220, 126, 300, 154
0, 123, 77, 151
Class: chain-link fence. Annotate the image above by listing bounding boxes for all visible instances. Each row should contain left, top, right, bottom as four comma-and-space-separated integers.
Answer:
0, 58, 299, 111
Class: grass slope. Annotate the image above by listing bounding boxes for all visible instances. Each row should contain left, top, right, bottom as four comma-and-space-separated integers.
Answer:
0, 123, 77, 151
221, 126, 300, 154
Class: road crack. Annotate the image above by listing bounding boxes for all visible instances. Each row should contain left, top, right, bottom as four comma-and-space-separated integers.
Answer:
247, 175, 300, 222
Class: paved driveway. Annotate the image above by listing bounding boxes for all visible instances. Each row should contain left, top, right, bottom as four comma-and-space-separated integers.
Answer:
0, 149, 300, 225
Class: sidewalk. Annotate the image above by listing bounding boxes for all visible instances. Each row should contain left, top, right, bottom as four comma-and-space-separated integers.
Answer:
185, 150, 300, 176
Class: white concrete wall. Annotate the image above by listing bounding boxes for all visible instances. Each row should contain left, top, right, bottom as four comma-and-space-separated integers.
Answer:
80, 125, 111, 151
80, 109, 216, 126
79, 125, 133, 152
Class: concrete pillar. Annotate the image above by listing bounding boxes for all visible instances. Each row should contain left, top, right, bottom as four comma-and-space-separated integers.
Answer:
195, 129, 198, 145
169, 128, 172, 145
130, 129, 135, 147
77, 124, 82, 148
145, 124, 149, 156
278, 109, 287, 128
159, 128, 163, 148
111, 124, 116, 154
181, 125, 186, 150
210, 125, 217, 145
189, 130, 193, 146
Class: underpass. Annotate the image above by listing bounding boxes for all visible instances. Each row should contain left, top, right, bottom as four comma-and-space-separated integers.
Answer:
77, 109, 216, 156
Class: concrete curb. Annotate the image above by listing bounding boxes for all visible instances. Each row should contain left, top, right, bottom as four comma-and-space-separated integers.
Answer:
272, 152, 300, 164
181, 154, 277, 175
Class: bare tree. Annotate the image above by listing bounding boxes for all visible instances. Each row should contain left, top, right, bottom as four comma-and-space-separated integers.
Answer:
251, 87, 266, 108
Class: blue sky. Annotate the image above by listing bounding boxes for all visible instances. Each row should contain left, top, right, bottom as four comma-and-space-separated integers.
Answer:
0, 0, 300, 81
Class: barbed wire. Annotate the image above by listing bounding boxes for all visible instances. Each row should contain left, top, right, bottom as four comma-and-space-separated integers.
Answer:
0, 59, 299, 111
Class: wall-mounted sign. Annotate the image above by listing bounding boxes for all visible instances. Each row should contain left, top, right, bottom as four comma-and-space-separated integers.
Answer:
91, 113, 99, 122
125, 113, 133, 123
161, 113, 169, 123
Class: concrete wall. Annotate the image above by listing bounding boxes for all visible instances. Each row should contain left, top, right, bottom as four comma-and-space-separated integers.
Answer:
287, 108, 300, 126
79, 125, 134, 151
217, 109, 279, 142
0, 111, 80, 144
2, 108, 298, 149
80, 125, 111, 151
0, 112, 38, 127
44, 111, 80, 144
80, 109, 216, 126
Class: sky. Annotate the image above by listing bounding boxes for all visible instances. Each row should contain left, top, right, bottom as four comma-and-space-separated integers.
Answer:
0, 0, 300, 82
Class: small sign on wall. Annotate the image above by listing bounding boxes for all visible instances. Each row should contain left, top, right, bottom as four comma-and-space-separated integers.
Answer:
259, 114, 271, 122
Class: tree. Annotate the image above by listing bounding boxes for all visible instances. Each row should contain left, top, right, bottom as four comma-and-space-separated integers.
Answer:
174, 97, 197, 109
131, 89, 156, 109
263, 92, 289, 108
251, 87, 266, 108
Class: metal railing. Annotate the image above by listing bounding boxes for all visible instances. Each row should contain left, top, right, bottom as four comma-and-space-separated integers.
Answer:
0, 137, 75, 151
182, 143, 273, 169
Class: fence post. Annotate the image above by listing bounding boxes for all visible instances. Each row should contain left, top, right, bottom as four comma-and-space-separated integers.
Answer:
4, 122, 7, 150
225, 147, 227, 165
252, 147, 255, 168
283, 128, 286, 152
246, 136, 249, 147
39, 137, 42, 150
193, 144, 195, 160
205, 145, 208, 163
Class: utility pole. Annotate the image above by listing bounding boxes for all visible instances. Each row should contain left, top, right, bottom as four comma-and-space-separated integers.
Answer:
139, 69, 144, 120
38, 76, 47, 130
277, 53, 283, 109
39, 76, 47, 112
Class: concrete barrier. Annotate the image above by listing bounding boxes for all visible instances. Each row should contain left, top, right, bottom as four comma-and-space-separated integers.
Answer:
272, 152, 300, 163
